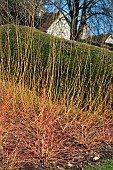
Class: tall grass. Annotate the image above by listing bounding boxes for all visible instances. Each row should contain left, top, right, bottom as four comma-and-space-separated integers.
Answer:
0, 23, 113, 169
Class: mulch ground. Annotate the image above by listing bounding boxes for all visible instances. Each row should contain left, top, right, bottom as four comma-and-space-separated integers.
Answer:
19, 143, 113, 170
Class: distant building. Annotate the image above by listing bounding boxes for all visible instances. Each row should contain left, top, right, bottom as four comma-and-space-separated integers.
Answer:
38, 11, 90, 40
105, 34, 113, 44
38, 11, 70, 40
90, 33, 113, 45
80, 23, 90, 40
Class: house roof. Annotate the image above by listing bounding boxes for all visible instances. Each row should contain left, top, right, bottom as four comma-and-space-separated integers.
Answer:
38, 11, 60, 32
90, 34, 110, 43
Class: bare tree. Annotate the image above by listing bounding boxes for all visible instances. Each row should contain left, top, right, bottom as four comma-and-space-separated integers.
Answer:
45, 0, 113, 40
0, 0, 46, 26
35, 0, 46, 17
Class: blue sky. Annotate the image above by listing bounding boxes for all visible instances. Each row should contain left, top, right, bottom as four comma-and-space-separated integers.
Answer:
45, 0, 113, 35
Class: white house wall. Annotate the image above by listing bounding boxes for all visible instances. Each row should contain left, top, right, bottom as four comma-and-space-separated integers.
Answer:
47, 14, 70, 40
81, 24, 90, 40
105, 35, 113, 44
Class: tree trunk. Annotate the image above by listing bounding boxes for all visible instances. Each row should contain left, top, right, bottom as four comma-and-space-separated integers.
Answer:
70, 1, 80, 40
70, 19, 78, 40
77, 0, 87, 40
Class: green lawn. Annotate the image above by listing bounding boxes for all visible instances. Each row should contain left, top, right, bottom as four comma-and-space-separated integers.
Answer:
85, 160, 113, 170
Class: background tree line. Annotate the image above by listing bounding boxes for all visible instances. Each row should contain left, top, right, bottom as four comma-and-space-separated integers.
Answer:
0, 0, 45, 27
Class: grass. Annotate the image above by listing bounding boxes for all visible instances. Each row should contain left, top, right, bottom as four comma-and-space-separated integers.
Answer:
85, 160, 113, 170
0, 24, 113, 169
